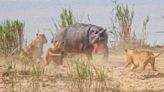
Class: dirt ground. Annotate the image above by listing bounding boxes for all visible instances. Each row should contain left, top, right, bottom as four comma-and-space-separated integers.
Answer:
0, 51, 164, 92
108, 54, 164, 92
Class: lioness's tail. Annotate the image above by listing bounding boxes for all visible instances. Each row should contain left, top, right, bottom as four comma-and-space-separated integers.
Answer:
154, 51, 164, 58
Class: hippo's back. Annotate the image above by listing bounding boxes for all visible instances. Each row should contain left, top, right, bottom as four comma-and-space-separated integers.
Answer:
55, 23, 92, 53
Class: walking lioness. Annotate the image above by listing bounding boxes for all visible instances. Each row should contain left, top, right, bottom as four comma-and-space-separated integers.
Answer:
45, 40, 64, 66
125, 49, 163, 71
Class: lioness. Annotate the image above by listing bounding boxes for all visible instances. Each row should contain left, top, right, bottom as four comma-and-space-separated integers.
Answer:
19, 34, 47, 62
125, 49, 163, 71
45, 40, 64, 66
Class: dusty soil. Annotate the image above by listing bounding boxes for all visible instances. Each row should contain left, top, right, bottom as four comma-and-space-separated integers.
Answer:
0, 52, 164, 92
108, 54, 164, 92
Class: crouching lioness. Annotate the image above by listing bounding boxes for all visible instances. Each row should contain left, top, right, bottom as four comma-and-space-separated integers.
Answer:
125, 49, 163, 71
45, 40, 64, 66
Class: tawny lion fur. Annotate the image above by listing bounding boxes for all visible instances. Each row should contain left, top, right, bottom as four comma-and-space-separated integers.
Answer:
45, 40, 64, 66
19, 34, 47, 61
125, 49, 163, 71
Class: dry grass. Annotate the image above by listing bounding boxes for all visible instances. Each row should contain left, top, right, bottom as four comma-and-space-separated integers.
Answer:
0, 50, 164, 92
65, 59, 120, 92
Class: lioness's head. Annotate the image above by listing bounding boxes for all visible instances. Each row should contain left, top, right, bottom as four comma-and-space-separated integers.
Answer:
54, 40, 64, 51
36, 34, 48, 44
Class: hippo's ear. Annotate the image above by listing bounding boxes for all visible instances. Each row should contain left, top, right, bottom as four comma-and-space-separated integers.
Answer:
102, 29, 107, 33
101, 29, 106, 34
36, 33, 39, 36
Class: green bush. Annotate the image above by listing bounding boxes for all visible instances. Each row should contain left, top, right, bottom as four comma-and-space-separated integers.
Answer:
0, 20, 24, 56
109, 0, 150, 49
52, 8, 74, 32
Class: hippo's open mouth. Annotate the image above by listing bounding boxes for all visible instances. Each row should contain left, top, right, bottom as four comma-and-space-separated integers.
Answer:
91, 37, 104, 44
91, 29, 106, 44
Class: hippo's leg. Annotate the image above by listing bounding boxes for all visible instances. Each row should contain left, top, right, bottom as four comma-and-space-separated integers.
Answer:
86, 52, 93, 60
92, 44, 98, 54
85, 46, 93, 60
103, 44, 108, 61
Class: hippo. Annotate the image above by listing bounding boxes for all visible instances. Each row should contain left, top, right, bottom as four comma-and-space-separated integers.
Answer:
53, 23, 108, 60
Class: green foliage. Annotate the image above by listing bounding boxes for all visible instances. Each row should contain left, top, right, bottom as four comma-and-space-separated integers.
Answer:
0, 20, 24, 56
60, 8, 73, 28
51, 8, 91, 38
14, 20, 25, 52
53, 8, 74, 32
109, 1, 150, 48
50, 8, 75, 41
110, 0, 134, 42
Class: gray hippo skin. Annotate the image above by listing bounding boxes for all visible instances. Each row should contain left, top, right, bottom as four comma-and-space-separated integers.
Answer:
53, 23, 108, 60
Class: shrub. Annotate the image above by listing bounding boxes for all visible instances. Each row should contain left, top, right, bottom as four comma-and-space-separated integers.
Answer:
109, 0, 150, 49
0, 20, 24, 56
